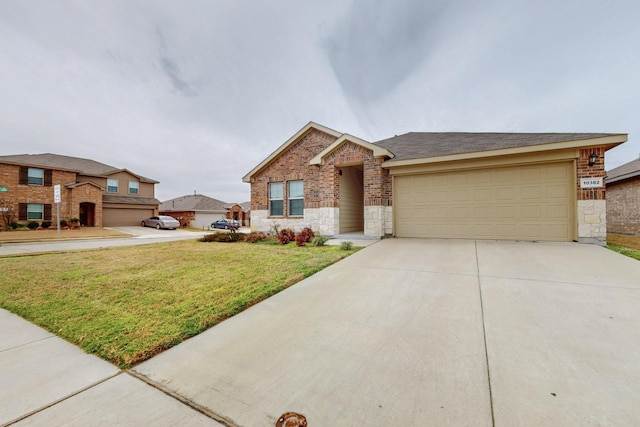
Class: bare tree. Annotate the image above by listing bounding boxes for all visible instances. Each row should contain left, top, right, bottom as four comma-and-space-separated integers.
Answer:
0, 198, 16, 231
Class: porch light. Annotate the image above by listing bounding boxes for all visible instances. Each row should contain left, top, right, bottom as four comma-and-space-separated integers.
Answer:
588, 152, 598, 167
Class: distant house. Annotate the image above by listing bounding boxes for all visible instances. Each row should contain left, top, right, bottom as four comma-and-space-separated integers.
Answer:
244, 121, 627, 244
0, 153, 159, 227
225, 201, 251, 226
159, 194, 229, 228
606, 157, 640, 246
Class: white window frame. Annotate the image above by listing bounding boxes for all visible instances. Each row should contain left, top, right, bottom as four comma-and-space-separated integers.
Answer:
287, 180, 304, 216
27, 203, 44, 220
128, 181, 139, 195
28, 168, 44, 186
269, 182, 284, 216
107, 179, 118, 193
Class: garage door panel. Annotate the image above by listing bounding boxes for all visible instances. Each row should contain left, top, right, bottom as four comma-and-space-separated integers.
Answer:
394, 162, 574, 241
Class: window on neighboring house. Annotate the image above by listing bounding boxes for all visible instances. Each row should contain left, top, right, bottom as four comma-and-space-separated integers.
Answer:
27, 204, 43, 220
129, 181, 139, 195
269, 182, 283, 216
288, 180, 304, 216
28, 168, 44, 185
107, 179, 118, 193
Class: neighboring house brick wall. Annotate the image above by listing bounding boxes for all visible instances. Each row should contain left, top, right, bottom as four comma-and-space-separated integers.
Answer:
607, 178, 640, 235
0, 163, 82, 225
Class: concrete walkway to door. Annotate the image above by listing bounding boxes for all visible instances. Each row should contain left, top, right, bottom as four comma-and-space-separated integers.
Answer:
130, 239, 640, 426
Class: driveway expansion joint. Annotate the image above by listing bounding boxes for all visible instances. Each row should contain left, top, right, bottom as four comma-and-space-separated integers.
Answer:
127, 370, 240, 427
3, 371, 124, 426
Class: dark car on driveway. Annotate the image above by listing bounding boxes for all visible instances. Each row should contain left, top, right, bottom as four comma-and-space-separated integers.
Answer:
211, 219, 240, 229
141, 216, 180, 230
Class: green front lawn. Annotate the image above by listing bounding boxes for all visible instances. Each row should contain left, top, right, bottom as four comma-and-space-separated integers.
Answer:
607, 243, 640, 261
0, 240, 357, 368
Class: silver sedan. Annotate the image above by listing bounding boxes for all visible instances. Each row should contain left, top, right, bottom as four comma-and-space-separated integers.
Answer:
141, 216, 180, 230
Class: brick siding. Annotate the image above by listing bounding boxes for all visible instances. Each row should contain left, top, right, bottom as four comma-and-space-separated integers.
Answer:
577, 147, 606, 200
606, 177, 640, 235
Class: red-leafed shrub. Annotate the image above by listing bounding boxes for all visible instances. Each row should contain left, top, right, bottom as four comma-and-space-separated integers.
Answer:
294, 227, 316, 246
278, 228, 295, 245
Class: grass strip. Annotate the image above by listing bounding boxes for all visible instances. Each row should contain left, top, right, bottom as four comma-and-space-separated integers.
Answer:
607, 243, 640, 261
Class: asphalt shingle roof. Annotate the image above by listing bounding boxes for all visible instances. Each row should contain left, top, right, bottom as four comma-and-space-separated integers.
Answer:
375, 133, 620, 161
606, 157, 640, 184
160, 194, 228, 212
0, 153, 157, 182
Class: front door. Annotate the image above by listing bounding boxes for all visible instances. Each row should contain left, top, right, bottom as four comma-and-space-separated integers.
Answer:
79, 202, 95, 226
338, 165, 364, 233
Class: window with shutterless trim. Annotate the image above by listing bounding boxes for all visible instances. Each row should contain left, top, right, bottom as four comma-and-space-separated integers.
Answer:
128, 181, 139, 195
288, 180, 304, 216
107, 179, 118, 193
269, 182, 283, 216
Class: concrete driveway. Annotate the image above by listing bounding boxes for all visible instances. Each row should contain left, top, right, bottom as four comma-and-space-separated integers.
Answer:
127, 239, 640, 426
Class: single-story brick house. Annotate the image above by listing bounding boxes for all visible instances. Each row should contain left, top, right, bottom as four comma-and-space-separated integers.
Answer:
159, 194, 229, 228
243, 122, 627, 244
0, 153, 159, 228
606, 157, 640, 245
225, 201, 250, 226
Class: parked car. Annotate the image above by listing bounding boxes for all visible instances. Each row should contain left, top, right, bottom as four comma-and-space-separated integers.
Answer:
141, 216, 180, 230
211, 219, 240, 229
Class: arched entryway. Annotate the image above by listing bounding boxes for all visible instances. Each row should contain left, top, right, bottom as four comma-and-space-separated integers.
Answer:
79, 202, 95, 226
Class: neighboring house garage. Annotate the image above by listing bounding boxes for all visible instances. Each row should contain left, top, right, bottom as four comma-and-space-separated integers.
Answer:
244, 122, 628, 244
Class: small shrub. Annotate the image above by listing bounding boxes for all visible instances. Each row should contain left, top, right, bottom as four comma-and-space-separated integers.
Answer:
41, 221, 52, 229
245, 232, 269, 243
300, 227, 315, 242
311, 235, 329, 246
340, 241, 353, 250
199, 232, 244, 243
60, 219, 68, 227
278, 228, 295, 245
295, 232, 307, 247
27, 221, 39, 230
10, 221, 20, 230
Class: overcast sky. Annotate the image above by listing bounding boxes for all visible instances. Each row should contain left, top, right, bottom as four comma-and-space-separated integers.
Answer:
1, 0, 639, 203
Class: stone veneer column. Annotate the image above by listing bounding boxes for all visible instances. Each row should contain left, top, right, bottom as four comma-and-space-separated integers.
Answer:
576, 147, 607, 245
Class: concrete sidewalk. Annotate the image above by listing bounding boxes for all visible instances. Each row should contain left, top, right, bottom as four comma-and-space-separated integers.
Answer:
3, 239, 640, 426
0, 309, 223, 426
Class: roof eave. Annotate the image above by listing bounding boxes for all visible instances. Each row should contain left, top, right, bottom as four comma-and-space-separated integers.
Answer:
382, 134, 628, 168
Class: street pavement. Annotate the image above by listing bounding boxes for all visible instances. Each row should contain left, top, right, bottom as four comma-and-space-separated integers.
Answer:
2, 239, 640, 426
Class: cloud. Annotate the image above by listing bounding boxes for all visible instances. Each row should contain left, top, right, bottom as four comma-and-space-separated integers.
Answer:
0, 0, 639, 204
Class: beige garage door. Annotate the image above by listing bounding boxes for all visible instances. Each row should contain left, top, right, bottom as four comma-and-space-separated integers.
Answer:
103, 207, 155, 227
394, 162, 574, 241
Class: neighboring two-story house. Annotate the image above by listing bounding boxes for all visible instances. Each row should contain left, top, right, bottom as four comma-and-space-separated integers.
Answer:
0, 153, 160, 228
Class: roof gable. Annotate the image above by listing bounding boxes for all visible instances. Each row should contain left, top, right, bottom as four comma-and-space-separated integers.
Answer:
242, 122, 342, 182
310, 134, 393, 165
607, 157, 640, 184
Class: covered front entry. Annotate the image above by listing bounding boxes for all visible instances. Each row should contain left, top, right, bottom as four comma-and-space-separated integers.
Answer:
79, 202, 95, 226
339, 165, 364, 233
394, 162, 575, 241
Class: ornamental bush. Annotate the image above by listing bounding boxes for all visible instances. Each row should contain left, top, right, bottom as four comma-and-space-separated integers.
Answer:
278, 228, 295, 245
27, 221, 39, 230
199, 232, 244, 243
311, 235, 329, 246
41, 221, 52, 229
